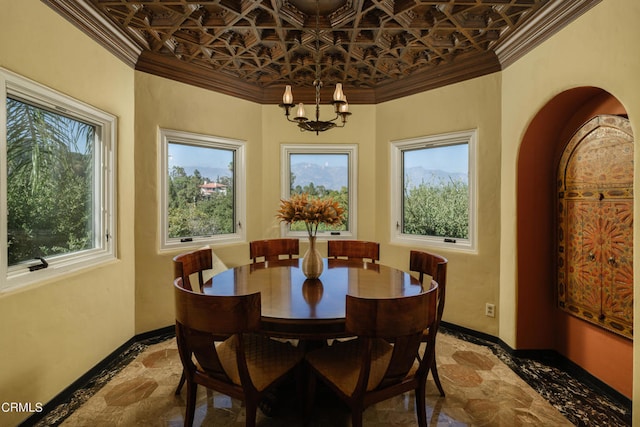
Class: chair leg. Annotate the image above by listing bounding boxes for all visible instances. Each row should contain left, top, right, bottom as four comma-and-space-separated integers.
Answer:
175, 371, 186, 395
184, 381, 197, 427
351, 404, 364, 427
245, 400, 258, 427
430, 360, 445, 397
295, 363, 306, 416
415, 382, 427, 427
305, 368, 316, 420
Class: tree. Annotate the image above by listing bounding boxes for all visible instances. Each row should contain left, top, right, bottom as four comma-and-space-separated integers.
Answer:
403, 177, 468, 239
7, 98, 94, 266
289, 181, 348, 232
167, 162, 234, 239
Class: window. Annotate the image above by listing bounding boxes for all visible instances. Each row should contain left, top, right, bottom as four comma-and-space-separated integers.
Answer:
281, 144, 357, 238
0, 68, 116, 291
159, 129, 246, 250
391, 130, 476, 251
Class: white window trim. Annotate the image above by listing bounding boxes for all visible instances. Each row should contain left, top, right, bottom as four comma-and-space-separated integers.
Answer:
280, 144, 357, 239
390, 129, 477, 253
158, 128, 246, 251
0, 68, 117, 293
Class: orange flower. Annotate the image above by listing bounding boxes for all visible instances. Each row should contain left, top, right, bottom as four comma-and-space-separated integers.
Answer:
276, 193, 345, 236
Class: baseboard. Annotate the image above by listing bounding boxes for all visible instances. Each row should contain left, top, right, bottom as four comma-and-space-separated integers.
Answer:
439, 321, 632, 411
440, 321, 501, 345
20, 326, 175, 427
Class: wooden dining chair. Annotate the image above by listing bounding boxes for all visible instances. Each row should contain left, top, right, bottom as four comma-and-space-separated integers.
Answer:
327, 240, 380, 263
174, 278, 304, 427
172, 247, 214, 394
305, 287, 439, 427
409, 249, 448, 396
249, 238, 299, 263
173, 247, 213, 293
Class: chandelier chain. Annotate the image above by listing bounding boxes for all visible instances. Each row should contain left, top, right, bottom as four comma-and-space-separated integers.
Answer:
278, 0, 351, 134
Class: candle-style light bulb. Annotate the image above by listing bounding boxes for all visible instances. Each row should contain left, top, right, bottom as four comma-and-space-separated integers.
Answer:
339, 96, 349, 113
283, 85, 293, 104
295, 103, 306, 119
333, 83, 344, 101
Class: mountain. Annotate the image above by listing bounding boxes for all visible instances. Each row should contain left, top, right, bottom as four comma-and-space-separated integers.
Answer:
404, 166, 467, 188
291, 162, 348, 190
179, 163, 465, 190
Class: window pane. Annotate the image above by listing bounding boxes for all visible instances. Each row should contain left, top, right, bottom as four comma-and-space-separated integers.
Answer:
7, 97, 95, 266
289, 153, 349, 232
167, 142, 235, 238
402, 143, 469, 239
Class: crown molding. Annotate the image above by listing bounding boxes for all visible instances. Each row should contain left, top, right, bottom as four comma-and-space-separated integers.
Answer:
373, 52, 502, 104
136, 51, 267, 104
493, 0, 602, 68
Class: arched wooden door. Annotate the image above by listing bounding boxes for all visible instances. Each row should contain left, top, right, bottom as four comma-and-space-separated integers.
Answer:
557, 115, 633, 339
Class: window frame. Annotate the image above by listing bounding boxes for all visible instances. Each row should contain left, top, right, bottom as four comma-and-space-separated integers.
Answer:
390, 129, 477, 253
0, 68, 117, 292
280, 144, 358, 239
158, 128, 246, 251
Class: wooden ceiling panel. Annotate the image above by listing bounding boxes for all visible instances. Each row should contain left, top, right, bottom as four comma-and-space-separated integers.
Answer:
42, 0, 601, 103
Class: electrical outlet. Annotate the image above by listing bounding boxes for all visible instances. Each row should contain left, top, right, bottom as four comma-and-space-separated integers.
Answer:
485, 303, 496, 318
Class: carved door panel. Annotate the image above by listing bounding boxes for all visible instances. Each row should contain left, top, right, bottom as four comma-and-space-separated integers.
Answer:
557, 115, 633, 339
565, 199, 600, 310
600, 200, 633, 327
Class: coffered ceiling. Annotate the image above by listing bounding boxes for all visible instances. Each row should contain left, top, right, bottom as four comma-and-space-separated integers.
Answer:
43, 0, 600, 104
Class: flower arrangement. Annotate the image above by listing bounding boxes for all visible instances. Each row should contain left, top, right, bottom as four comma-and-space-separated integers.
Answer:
276, 193, 344, 237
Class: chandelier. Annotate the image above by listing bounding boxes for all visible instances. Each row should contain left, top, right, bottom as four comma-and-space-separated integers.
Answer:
279, 1, 351, 135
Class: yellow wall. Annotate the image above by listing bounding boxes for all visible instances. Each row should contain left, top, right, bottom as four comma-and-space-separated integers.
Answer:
0, 1, 136, 426
498, 0, 640, 420
133, 73, 263, 332
376, 74, 503, 336
1, 0, 639, 425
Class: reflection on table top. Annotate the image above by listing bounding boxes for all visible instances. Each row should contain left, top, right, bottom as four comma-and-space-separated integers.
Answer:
203, 258, 426, 338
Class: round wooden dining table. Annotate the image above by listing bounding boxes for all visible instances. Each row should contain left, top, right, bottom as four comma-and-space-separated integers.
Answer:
202, 258, 428, 339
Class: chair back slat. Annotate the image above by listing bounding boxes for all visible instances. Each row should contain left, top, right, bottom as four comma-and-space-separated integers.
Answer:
327, 240, 380, 263
173, 248, 213, 292
409, 250, 447, 287
174, 279, 261, 334
344, 287, 438, 398
378, 334, 424, 387
409, 250, 447, 324
345, 288, 436, 339
177, 325, 228, 381
250, 238, 299, 263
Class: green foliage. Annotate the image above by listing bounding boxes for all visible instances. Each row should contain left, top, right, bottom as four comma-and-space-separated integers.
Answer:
7, 98, 93, 266
290, 180, 348, 232
403, 177, 469, 239
167, 166, 234, 238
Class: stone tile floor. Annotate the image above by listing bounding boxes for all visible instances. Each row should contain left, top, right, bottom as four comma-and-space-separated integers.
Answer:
31, 328, 631, 426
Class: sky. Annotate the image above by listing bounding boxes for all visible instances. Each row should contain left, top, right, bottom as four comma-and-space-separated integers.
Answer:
168, 142, 233, 170
403, 143, 468, 174
167, 141, 467, 175
290, 153, 347, 168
